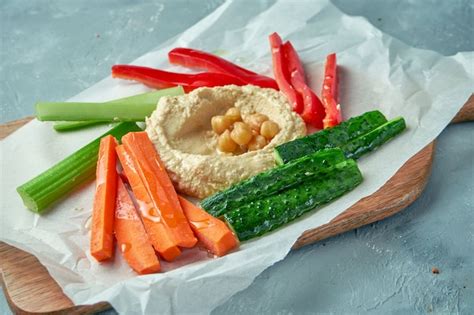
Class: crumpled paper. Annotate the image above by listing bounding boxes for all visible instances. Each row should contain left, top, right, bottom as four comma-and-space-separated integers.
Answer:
1, 0, 472, 314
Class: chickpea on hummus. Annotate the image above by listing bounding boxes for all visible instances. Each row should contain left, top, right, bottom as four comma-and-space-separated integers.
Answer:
145, 85, 306, 198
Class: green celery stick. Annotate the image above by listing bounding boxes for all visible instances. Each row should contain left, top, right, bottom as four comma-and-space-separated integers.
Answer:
53, 120, 106, 132
52, 89, 175, 131
17, 122, 142, 213
36, 86, 184, 122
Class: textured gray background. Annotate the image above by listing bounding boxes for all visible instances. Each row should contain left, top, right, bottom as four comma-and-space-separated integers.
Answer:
1, 0, 473, 314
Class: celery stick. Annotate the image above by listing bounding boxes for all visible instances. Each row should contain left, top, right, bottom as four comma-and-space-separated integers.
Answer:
17, 122, 142, 213
52, 89, 182, 131
53, 121, 106, 132
36, 86, 184, 122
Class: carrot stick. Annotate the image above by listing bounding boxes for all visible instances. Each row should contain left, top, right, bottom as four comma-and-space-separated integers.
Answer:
122, 132, 197, 248
114, 177, 160, 274
90, 135, 118, 261
116, 145, 181, 261
179, 196, 239, 257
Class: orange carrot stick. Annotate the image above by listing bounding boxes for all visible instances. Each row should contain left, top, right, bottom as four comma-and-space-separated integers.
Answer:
114, 177, 160, 274
122, 132, 197, 248
90, 135, 118, 262
116, 145, 181, 261
179, 196, 239, 257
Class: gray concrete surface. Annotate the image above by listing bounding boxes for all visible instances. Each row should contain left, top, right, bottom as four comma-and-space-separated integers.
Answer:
1, 0, 473, 314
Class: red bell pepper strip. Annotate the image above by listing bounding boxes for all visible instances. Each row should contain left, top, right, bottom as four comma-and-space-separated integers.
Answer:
168, 48, 279, 90
269, 33, 304, 113
321, 53, 342, 128
111, 65, 246, 93
321, 94, 342, 129
322, 53, 338, 102
282, 41, 325, 129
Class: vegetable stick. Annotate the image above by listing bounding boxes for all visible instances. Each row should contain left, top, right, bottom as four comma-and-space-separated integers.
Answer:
168, 47, 279, 90
36, 86, 184, 122
114, 177, 160, 274
111, 65, 245, 93
52, 88, 186, 131
53, 120, 106, 132
17, 122, 142, 213
274, 110, 387, 164
90, 135, 119, 261
269, 32, 304, 114
121, 132, 197, 248
202, 148, 346, 217
179, 196, 238, 257
224, 160, 362, 241
322, 96, 342, 129
322, 53, 338, 102
116, 145, 181, 261
321, 53, 342, 128
282, 41, 325, 129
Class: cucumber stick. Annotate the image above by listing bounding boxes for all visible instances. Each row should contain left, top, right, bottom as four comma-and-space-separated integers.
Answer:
274, 110, 388, 164
17, 122, 142, 213
341, 117, 406, 159
201, 148, 346, 217
36, 86, 184, 122
224, 159, 363, 241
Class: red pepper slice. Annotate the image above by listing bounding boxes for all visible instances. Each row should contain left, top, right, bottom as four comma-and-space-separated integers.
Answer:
282, 41, 325, 129
111, 65, 246, 93
321, 53, 342, 128
168, 48, 279, 90
269, 33, 304, 113
322, 53, 338, 102
321, 94, 342, 129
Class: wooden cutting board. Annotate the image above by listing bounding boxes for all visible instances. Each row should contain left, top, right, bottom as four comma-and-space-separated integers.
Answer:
1, 98, 473, 314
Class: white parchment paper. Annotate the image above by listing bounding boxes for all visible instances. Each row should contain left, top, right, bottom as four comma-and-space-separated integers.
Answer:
1, 1, 473, 314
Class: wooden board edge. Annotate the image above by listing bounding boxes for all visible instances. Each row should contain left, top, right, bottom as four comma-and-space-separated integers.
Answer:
0, 116, 34, 140
0, 266, 111, 315
451, 94, 474, 123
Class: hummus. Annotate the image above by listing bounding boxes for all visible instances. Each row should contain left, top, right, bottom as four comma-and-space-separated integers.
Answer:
146, 85, 306, 198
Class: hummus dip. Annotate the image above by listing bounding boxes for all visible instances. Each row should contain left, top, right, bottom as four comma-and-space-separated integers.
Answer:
146, 85, 306, 198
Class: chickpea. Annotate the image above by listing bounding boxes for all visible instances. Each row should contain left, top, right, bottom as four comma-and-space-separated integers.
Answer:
218, 130, 237, 153
230, 122, 252, 145
211, 115, 233, 135
233, 121, 249, 130
225, 107, 242, 123
260, 120, 280, 140
234, 145, 247, 155
248, 135, 267, 151
246, 113, 269, 131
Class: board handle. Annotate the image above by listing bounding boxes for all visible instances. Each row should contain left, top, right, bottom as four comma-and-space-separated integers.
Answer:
451, 94, 474, 123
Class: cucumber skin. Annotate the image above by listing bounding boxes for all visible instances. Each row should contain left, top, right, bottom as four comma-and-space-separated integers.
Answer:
201, 148, 346, 217
274, 110, 387, 164
17, 122, 142, 213
224, 159, 363, 241
342, 117, 406, 159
